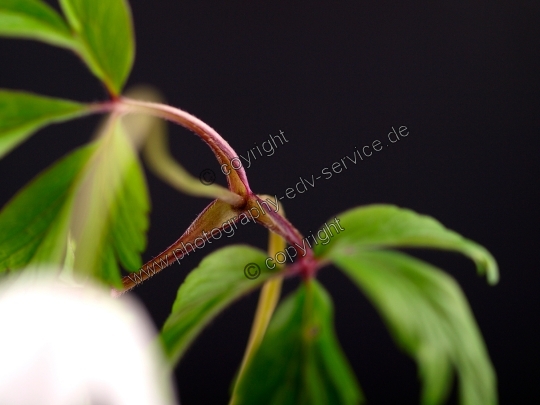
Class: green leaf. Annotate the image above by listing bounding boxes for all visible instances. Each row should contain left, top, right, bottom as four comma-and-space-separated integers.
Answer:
0, 116, 150, 288
0, 0, 135, 94
59, 0, 135, 95
232, 280, 363, 405
161, 245, 277, 366
314, 205, 498, 284
329, 249, 497, 405
70, 117, 149, 288
0, 143, 97, 272
0, 90, 90, 159
0, 0, 75, 48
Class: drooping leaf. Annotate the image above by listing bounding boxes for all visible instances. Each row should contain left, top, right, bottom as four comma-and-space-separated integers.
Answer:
0, 0, 75, 48
328, 249, 497, 405
314, 205, 498, 284
232, 280, 363, 405
0, 90, 90, 159
161, 245, 278, 366
70, 117, 149, 288
59, 0, 135, 95
0, 143, 97, 272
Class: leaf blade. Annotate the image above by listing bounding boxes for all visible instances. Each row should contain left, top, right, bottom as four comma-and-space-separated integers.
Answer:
160, 245, 278, 366
0, 0, 75, 48
329, 249, 497, 405
233, 280, 363, 405
314, 205, 498, 284
0, 116, 150, 289
70, 118, 150, 288
59, 0, 135, 94
0, 143, 97, 271
0, 90, 90, 158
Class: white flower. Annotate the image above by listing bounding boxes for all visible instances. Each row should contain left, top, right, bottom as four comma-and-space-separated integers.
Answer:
0, 271, 179, 405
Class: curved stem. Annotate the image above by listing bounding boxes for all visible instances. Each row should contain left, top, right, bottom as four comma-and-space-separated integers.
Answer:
119, 97, 251, 198
105, 98, 309, 257
94, 98, 318, 295
142, 118, 244, 206
91, 98, 244, 207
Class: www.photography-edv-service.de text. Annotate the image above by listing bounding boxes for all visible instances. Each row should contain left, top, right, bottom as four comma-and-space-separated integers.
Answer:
275, 125, 409, 201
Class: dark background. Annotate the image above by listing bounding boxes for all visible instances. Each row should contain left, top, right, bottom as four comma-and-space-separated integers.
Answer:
0, 1, 538, 404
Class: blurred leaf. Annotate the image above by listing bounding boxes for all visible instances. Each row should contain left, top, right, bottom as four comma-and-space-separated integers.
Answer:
0, 116, 149, 288
233, 280, 363, 405
329, 249, 496, 405
0, 143, 96, 272
0, 90, 90, 159
0, 0, 75, 48
161, 245, 277, 366
59, 0, 134, 95
71, 117, 149, 287
314, 205, 498, 284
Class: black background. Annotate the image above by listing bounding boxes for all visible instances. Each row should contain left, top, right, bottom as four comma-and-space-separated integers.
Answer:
0, 1, 538, 404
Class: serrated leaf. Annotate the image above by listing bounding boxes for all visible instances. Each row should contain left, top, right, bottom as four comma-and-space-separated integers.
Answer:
161, 245, 278, 366
0, 90, 90, 159
59, 0, 134, 95
0, 0, 75, 48
232, 279, 363, 405
0, 143, 97, 272
314, 205, 498, 284
329, 249, 497, 405
70, 117, 149, 288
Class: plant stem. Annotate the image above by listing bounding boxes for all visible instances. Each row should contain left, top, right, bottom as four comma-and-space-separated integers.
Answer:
112, 198, 242, 296
98, 99, 317, 295
141, 118, 244, 206
119, 97, 251, 198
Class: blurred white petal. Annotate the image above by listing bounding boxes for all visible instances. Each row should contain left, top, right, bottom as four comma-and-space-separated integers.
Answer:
0, 271, 178, 405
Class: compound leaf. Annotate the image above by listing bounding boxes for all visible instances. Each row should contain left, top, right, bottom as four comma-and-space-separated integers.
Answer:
0, 90, 90, 159
161, 245, 277, 366
59, 0, 135, 95
0, 0, 75, 48
232, 280, 363, 405
314, 205, 498, 284
329, 249, 496, 405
